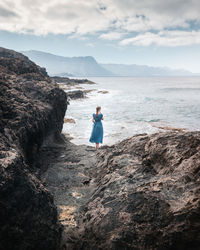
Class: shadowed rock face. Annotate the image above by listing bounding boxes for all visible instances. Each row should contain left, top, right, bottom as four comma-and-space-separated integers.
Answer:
0, 47, 67, 250
66, 132, 200, 250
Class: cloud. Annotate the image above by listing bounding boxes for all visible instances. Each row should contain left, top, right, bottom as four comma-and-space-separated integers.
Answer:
99, 32, 126, 40
119, 30, 200, 47
0, 0, 200, 47
68, 33, 88, 40
0, 6, 17, 17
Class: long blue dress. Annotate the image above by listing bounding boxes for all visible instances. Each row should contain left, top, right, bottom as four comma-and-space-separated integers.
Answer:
89, 113, 103, 143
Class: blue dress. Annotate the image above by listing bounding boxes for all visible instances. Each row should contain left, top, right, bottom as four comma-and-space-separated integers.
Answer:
89, 113, 103, 143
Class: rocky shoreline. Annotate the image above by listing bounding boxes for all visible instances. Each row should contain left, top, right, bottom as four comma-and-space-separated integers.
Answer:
0, 47, 200, 250
36, 132, 200, 250
51, 76, 95, 85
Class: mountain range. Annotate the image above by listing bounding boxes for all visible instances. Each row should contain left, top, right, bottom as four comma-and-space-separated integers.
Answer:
21, 50, 194, 77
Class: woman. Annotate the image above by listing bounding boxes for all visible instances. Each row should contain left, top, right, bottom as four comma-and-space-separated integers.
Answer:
89, 106, 104, 149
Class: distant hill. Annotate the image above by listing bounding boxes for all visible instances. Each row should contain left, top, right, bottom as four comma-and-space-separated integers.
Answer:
101, 63, 193, 76
21, 50, 194, 77
21, 50, 113, 77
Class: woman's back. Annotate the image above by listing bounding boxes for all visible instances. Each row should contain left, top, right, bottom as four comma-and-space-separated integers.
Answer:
90, 106, 104, 149
93, 113, 103, 123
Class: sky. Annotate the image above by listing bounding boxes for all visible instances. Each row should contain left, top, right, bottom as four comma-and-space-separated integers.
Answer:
0, 0, 200, 72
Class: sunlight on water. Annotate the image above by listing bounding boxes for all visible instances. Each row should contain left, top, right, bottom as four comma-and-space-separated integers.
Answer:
62, 77, 200, 145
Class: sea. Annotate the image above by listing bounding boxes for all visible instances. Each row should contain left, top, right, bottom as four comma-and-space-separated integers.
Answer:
62, 77, 200, 145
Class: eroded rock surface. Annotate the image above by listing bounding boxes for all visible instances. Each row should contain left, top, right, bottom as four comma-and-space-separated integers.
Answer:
42, 132, 200, 250
74, 132, 200, 250
0, 47, 67, 250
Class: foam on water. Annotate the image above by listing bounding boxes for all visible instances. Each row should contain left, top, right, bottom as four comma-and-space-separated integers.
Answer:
63, 77, 200, 145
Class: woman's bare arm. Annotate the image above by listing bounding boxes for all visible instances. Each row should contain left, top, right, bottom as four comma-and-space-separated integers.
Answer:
102, 116, 104, 120
92, 117, 95, 123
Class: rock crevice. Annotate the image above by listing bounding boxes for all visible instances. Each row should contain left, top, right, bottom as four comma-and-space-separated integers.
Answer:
42, 133, 200, 250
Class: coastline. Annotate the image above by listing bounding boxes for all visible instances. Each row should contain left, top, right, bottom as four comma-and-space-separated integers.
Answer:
1, 47, 200, 250
59, 76, 191, 146
36, 130, 200, 250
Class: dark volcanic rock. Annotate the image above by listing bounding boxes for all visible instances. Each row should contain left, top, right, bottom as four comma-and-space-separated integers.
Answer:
67, 90, 84, 99
63, 132, 200, 250
0, 47, 48, 79
51, 76, 95, 85
0, 47, 67, 250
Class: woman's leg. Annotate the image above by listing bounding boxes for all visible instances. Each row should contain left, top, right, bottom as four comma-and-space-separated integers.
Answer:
96, 143, 99, 149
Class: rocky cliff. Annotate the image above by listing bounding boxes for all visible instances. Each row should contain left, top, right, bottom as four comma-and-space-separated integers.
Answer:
0, 47, 67, 250
49, 132, 199, 250
72, 132, 200, 249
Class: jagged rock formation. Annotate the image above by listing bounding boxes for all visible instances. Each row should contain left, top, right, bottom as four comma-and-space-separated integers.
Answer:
0, 47, 67, 250
58, 132, 200, 250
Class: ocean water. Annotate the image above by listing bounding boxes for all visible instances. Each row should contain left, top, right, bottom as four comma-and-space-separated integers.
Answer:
62, 77, 200, 145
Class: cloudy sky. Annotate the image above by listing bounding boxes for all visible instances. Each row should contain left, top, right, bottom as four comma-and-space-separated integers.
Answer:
0, 0, 200, 72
